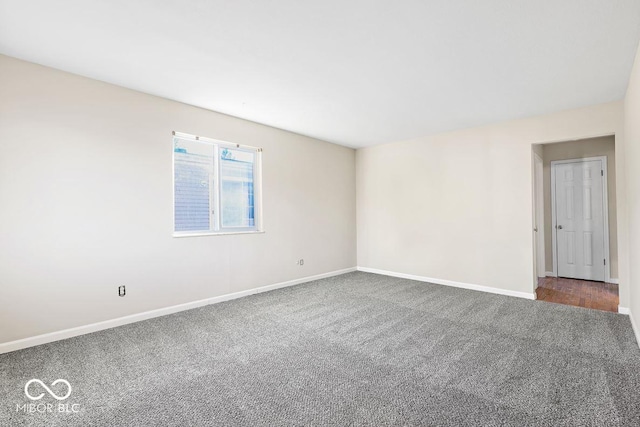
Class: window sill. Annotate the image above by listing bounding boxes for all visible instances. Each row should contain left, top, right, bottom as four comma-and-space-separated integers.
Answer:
173, 230, 265, 238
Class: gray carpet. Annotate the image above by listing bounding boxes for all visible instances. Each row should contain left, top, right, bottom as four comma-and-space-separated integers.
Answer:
1, 272, 639, 426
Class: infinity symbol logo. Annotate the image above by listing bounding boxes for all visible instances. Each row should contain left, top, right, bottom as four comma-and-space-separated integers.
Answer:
24, 379, 72, 401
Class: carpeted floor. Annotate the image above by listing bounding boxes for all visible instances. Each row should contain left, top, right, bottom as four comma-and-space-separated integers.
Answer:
1, 272, 639, 426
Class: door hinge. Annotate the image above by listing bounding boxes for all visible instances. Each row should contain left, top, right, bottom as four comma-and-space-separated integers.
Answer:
604, 259, 606, 265
601, 170, 604, 176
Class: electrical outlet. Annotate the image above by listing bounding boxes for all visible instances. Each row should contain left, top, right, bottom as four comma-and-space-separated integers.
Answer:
118, 285, 126, 297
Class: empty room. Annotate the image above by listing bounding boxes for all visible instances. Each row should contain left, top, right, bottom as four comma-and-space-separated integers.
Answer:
1, 1, 640, 426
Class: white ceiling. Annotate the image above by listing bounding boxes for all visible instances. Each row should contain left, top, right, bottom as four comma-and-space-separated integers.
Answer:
1, 1, 640, 148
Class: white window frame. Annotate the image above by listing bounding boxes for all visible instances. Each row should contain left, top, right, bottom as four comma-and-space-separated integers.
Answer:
172, 131, 263, 237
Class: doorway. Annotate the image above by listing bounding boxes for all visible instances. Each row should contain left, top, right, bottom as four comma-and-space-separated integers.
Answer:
531, 136, 618, 312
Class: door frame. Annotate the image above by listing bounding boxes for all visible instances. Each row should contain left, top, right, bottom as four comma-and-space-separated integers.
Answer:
533, 152, 545, 280
550, 156, 610, 283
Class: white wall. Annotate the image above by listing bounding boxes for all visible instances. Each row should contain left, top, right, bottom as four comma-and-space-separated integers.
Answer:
624, 42, 640, 339
357, 102, 627, 303
0, 55, 356, 344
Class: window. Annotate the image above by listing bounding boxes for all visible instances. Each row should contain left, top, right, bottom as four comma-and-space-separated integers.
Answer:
173, 132, 262, 236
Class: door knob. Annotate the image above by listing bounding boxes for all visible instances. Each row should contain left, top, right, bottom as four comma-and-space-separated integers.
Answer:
557, 225, 563, 230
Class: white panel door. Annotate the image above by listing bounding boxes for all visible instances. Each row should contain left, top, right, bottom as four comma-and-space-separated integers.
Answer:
554, 160, 605, 281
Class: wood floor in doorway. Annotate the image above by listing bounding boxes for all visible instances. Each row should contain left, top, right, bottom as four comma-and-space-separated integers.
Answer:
536, 277, 619, 312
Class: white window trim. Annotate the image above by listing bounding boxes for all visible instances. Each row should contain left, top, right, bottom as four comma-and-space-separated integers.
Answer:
173, 230, 266, 238
172, 131, 263, 237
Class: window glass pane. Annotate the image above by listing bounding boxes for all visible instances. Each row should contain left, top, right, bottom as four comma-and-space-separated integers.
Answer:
220, 148, 255, 228
174, 138, 214, 232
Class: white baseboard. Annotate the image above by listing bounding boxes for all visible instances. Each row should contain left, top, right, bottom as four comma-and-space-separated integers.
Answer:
357, 267, 536, 300
608, 278, 619, 284
0, 267, 357, 355
545, 271, 556, 277
618, 306, 630, 315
